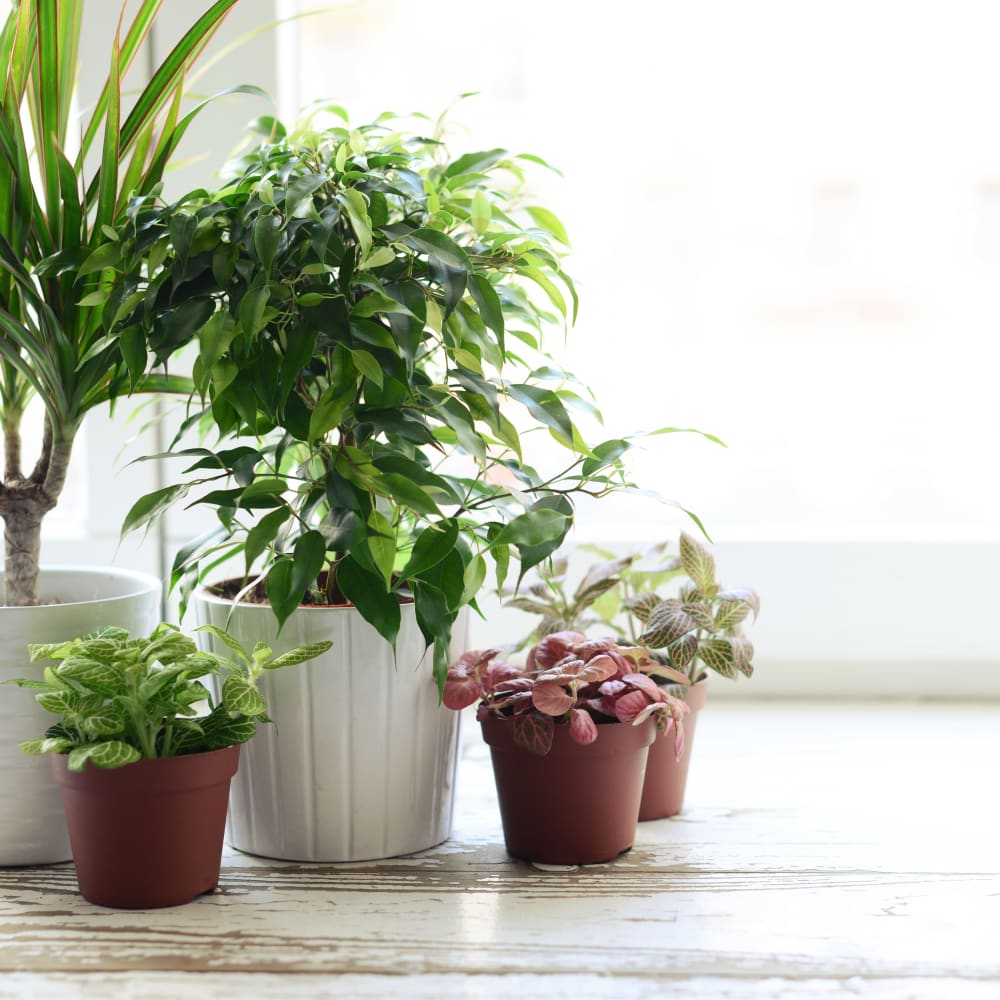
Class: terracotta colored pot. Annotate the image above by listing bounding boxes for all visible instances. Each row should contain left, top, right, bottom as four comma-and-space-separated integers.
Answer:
51, 745, 239, 908
481, 714, 655, 865
638, 678, 708, 821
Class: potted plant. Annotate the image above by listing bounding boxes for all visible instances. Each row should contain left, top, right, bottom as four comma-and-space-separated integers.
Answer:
443, 631, 688, 865
5, 621, 330, 907
512, 533, 760, 819
107, 107, 646, 862
0, 0, 250, 865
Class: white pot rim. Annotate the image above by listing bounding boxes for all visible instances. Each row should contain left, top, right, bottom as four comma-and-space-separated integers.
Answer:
194, 581, 414, 616
0, 565, 161, 611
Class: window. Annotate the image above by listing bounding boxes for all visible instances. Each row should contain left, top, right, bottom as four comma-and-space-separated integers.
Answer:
71, 2, 1000, 693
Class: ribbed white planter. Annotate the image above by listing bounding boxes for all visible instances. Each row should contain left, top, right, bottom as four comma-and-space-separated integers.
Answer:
0, 567, 161, 866
194, 590, 464, 863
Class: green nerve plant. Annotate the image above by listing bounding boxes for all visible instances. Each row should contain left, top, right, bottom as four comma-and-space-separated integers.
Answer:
0, 0, 251, 606
109, 109, 700, 686
6, 622, 331, 770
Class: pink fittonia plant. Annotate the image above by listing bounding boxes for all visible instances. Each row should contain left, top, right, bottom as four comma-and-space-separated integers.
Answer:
443, 631, 690, 757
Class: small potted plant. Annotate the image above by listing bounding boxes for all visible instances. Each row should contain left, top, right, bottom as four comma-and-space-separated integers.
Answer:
613, 532, 759, 819
506, 532, 760, 819
5, 623, 330, 908
442, 631, 688, 865
107, 108, 646, 862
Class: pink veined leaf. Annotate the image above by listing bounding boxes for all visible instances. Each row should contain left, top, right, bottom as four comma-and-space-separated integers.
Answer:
568, 708, 598, 745
614, 689, 651, 723
442, 671, 483, 710
455, 648, 501, 676
500, 691, 535, 714
512, 713, 555, 755
527, 630, 586, 670
674, 719, 686, 761
621, 672, 662, 701
577, 653, 620, 685
573, 636, 616, 659
482, 661, 522, 691
584, 696, 607, 716
491, 677, 534, 695
532, 681, 575, 717
598, 679, 626, 698
630, 702, 663, 727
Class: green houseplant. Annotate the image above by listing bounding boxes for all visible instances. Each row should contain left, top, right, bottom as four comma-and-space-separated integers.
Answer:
107, 107, 651, 861
442, 632, 689, 864
0, 0, 250, 866
7, 622, 330, 907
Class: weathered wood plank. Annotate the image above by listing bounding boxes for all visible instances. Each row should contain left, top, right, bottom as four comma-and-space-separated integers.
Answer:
0, 701, 996, 995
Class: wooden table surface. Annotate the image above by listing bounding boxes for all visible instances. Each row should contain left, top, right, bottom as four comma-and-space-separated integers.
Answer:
1, 700, 997, 999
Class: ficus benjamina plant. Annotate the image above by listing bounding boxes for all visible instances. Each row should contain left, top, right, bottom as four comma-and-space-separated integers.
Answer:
443, 632, 690, 759
4, 622, 331, 771
107, 105, 713, 687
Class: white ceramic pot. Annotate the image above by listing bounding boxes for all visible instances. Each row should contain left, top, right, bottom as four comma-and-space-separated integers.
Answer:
194, 589, 464, 862
0, 567, 161, 866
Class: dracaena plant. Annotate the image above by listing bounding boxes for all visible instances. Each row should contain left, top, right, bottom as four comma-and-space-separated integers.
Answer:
110, 108, 654, 685
0, 0, 252, 606
442, 632, 689, 758
608, 532, 760, 684
4, 622, 331, 772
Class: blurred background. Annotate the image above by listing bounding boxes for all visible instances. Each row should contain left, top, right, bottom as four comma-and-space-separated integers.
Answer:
48, 0, 1000, 696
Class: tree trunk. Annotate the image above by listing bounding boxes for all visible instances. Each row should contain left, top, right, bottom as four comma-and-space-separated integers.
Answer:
2, 509, 43, 605
0, 433, 73, 606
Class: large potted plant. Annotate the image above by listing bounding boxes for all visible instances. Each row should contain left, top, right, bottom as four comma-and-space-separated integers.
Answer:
6, 621, 330, 907
0, 0, 248, 864
442, 632, 688, 864
110, 109, 645, 861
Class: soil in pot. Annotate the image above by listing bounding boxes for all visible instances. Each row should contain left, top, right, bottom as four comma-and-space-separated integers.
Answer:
52, 745, 239, 908
638, 678, 708, 821
481, 715, 655, 865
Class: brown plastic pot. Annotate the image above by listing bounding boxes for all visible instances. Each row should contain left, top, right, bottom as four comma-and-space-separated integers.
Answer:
481, 714, 655, 865
638, 677, 708, 821
51, 745, 239, 908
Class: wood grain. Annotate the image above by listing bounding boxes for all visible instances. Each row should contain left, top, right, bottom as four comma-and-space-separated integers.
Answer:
1, 701, 997, 997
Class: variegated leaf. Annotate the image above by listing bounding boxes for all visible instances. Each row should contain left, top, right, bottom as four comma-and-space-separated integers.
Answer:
505, 596, 559, 616
56, 656, 127, 697
36, 689, 80, 716
18, 737, 75, 755
574, 556, 633, 607
669, 633, 699, 670
574, 575, 620, 612
614, 689, 651, 723
531, 681, 574, 717
714, 599, 751, 631
644, 661, 692, 686
222, 675, 267, 717
699, 638, 738, 679
624, 591, 662, 625
195, 624, 251, 664
67, 741, 142, 772
683, 601, 716, 631
680, 531, 716, 593
512, 713, 555, 755
265, 640, 333, 669
730, 637, 755, 676
568, 707, 598, 745
718, 587, 761, 620
636, 601, 696, 649
678, 583, 708, 603
80, 705, 127, 737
